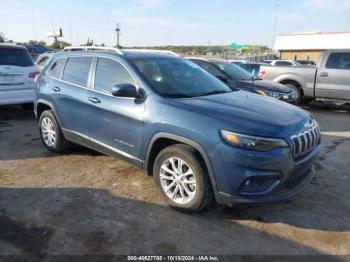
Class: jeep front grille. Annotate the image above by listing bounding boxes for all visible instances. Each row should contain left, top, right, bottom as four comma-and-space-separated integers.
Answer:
291, 123, 320, 158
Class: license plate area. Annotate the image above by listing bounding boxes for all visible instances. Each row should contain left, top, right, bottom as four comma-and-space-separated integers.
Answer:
0, 75, 16, 83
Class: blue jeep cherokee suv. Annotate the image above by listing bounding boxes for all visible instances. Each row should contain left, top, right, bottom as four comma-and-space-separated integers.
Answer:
34, 47, 320, 212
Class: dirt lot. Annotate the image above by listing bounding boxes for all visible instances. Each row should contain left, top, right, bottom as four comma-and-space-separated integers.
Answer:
0, 103, 349, 256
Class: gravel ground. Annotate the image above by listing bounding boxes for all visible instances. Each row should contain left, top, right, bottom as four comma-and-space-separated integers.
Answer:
0, 102, 349, 256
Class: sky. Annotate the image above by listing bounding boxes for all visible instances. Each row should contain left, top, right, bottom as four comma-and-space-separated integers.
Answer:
1, 0, 350, 47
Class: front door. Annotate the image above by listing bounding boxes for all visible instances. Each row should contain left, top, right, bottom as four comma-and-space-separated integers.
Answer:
85, 57, 145, 165
316, 51, 350, 100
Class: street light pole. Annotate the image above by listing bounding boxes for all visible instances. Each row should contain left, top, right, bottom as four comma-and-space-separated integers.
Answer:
272, 3, 279, 48
115, 23, 121, 48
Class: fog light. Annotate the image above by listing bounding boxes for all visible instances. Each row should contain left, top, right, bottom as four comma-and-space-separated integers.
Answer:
240, 177, 279, 194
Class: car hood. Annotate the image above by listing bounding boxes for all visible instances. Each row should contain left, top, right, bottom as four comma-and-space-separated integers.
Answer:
172, 91, 311, 137
240, 79, 292, 93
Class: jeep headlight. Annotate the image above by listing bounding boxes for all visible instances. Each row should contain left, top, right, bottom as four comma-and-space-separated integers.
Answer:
221, 130, 288, 151
256, 89, 282, 99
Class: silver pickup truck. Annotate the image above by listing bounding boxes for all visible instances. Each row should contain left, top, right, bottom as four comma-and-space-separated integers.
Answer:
259, 49, 350, 103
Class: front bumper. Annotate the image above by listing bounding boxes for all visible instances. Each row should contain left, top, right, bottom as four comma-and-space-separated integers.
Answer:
210, 142, 320, 206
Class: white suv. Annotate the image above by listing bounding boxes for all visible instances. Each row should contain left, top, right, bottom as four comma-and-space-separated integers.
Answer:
0, 44, 39, 108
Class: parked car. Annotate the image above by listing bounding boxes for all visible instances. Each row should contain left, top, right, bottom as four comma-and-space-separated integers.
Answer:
25, 44, 53, 60
259, 49, 350, 104
229, 60, 247, 65
189, 58, 297, 103
0, 43, 39, 108
35, 46, 320, 212
296, 60, 316, 66
36, 52, 54, 71
239, 62, 268, 78
266, 60, 301, 66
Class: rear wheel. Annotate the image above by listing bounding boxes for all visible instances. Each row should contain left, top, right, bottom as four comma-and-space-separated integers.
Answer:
39, 110, 70, 153
285, 83, 302, 105
153, 144, 212, 212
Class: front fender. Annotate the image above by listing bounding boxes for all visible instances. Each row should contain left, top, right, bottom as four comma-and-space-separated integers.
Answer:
144, 131, 219, 195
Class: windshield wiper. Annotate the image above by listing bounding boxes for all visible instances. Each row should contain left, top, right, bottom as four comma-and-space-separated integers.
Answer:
163, 93, 193, 98
198, 90, 228, 97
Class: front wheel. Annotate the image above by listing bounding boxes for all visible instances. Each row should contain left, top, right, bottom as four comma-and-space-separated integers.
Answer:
39, 110, 70, 153
153, 144, 212, 212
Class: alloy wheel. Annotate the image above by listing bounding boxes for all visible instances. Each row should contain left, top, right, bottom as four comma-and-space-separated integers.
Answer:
41, 117, 56, 147
159, 157, 197, 205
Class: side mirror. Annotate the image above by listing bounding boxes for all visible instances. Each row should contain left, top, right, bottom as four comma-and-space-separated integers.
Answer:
112, 84, 140, 98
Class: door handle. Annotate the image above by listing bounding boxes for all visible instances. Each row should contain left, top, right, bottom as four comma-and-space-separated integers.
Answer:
88, 97, 101, 104
320, 72, 329, 77
52, 86, 61, 92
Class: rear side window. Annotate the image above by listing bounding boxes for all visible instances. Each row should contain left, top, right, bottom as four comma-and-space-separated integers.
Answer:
0, 48, 34, 67
275, 61, 292, 66
47, 58, 67, 79
63, 57, 93, 87
326, 53, 350, 70
94, 58, 135, 94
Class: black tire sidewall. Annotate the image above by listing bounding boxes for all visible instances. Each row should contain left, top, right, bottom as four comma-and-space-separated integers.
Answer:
153, 145, 210, 212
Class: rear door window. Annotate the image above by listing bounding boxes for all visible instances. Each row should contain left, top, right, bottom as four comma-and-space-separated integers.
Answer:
0, 48, 34, 67
47, 58, 67, 79
326, 53, 350, 70
63, 57, 93, 87
275, 61, 293, 66
94, 57, 135, 94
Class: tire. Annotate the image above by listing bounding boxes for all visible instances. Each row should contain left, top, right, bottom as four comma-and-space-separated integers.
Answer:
153, 144, 213, 212
39, 110, 70, 153
21, 103, 34, 111
285, 83, 302, 105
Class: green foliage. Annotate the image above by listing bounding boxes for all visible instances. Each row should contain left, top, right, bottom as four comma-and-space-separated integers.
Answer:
48, 40, 71, 50
85, 38, 94, 46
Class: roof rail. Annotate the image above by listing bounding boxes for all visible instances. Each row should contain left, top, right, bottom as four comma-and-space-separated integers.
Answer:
63, 46, 123, 55
122, 49, 180, 57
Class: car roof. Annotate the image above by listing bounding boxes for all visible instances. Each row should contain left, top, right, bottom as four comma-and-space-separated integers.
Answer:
122, 50, 181, 59
0, 43, 26, 50
59, 46, 181, 60
187, 57, 230, 64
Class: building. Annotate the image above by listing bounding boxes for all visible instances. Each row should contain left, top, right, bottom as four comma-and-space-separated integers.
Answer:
273, 31, 350, 62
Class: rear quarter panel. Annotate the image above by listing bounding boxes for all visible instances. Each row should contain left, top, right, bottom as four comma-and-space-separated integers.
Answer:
261, 65, 317, 97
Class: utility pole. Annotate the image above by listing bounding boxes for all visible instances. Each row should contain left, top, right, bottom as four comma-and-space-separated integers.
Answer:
115, 23, 121, 48
272, 3, 279, 48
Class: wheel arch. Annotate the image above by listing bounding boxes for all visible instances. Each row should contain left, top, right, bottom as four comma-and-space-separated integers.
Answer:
144, 133, 219, 195
274, 74, 305, 97
35, 99, 60, 124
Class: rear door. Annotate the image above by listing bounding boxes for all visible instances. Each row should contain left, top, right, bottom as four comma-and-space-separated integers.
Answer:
315, 51, 350, 100
48, 56, 94, 144
85, 57, 145, 164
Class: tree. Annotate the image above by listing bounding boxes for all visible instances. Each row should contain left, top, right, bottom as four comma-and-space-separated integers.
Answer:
49, 40, 71, 50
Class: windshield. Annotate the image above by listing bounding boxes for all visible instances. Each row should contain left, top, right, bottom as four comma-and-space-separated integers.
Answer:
211, 60, 253, 80
131, 58, 232, 98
